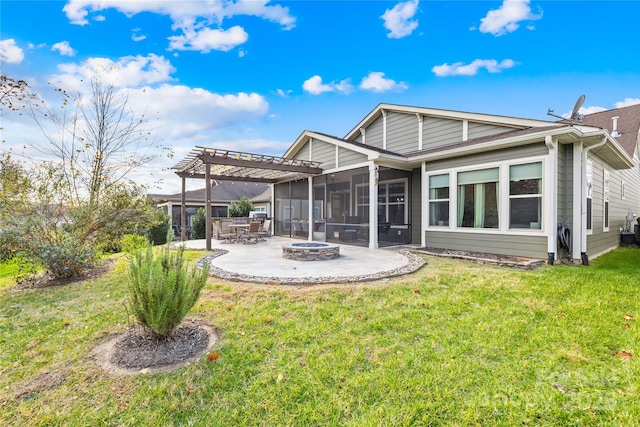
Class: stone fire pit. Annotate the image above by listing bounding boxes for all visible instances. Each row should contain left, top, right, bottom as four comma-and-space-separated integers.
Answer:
281, 242, 340, 261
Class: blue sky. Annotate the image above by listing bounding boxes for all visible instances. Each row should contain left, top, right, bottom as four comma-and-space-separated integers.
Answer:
1, 0, 639, 193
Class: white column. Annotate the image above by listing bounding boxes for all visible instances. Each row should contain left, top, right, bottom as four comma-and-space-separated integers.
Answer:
462, 120, 469, 141
545, 136, 558, 261
572, 142, 583, 260
417, 113, 423, 151
205, 164, 212, 251
421, 161, 428, 247
308, 177, 313, 242
382, 110, 387, 150
369, 163, 379, 249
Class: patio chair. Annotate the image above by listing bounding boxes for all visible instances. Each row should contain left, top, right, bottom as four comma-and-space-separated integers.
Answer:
241, 221, 262, 243
258, 219, 272, 239
292, 220, 304, 237
219, 221, 235, 243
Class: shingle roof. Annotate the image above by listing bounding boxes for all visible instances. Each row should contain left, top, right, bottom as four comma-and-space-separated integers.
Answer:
581, 104, 640, 157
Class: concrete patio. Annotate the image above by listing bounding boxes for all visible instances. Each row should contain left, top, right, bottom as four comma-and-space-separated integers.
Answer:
178, 236, 425, 284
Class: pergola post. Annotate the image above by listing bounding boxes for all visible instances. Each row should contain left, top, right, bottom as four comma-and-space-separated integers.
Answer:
181, 176, 186, 242
205, 163, 212, 251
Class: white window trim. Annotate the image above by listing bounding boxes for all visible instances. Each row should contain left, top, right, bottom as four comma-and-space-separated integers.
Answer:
507, 163, 543, 231
603, 169, 610, 232
427, 173, 450, 227
425, 155, 547, 235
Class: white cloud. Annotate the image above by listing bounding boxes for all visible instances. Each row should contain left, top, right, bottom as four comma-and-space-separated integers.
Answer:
51, 41, 77, 57
131, 28, 147, 42
127, 84, 269, 139
0, 39, 24, 64
52, 54, 177, 90
381, 0, 419, 39
62, 0, 295, 53
615, 98, 640, 108
479, 0, 542, 36
359, 72, 408, 93
273, 88, 292, 97
432, 59, 517, 76
302, 75, 354, 95
168, 25, 248, 52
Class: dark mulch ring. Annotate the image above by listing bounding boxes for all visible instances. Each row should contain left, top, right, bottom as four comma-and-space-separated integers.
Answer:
14, 258, 117, 290
94, 319, 219, 375
413, 247, 545, 269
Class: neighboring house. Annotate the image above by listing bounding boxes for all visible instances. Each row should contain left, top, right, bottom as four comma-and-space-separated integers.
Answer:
152, 180, 271, 233
175, 102, 640, 263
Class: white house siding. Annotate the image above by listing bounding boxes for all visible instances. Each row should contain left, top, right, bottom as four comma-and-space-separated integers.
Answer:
423, 117, 463, 150
309, 140, 336, 169
338, 147, 368, 167
387, 111, 419, 153
587, 154, 640, 257
424, 231, 548, 258
468, 122, 516, 140
425, 142, 548, 172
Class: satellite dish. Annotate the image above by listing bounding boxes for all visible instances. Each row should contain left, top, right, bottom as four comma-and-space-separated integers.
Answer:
570, 94, 585, 120
547, 94, 586, 123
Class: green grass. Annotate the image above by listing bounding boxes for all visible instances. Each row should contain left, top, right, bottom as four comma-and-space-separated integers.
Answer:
1, 248, 639, 426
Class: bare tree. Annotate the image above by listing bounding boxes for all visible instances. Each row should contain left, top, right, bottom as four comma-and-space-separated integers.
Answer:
28, 78, 163, 206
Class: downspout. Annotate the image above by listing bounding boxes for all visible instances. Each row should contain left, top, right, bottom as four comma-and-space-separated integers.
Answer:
545, 135, 557, 265
580, 136, 607, 266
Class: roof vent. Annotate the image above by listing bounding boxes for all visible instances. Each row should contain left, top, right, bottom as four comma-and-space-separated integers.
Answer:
611, 116, 622, 137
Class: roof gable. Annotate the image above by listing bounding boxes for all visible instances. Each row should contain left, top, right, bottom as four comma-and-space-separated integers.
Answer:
581, 104, 640, 157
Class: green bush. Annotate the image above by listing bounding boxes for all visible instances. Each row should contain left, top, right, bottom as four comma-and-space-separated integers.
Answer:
190, 207, 206, 239
127, 242, 209, 337
146, 210, 170, 245
121, 234, 147, 253
36, 233, 97, 279
228, 197, 253, 218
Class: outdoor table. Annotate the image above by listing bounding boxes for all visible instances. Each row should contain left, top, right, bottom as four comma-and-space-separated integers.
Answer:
229, 223, 250, 243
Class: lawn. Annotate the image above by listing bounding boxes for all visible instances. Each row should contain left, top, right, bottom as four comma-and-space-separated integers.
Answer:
1, 248, 638, 426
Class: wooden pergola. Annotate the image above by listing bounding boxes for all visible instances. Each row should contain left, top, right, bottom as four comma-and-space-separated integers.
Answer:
172, 147, 323, 250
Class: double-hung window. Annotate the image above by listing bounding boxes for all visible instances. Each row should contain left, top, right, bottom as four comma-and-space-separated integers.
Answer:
509, 162, 542, 229
457, 168, 499, 229
586, 160, 593, 232
429, 174, 449, 226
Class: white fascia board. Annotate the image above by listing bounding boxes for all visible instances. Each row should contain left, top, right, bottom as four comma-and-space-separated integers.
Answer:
283, 130, 313, 159
344, 103, 556, 140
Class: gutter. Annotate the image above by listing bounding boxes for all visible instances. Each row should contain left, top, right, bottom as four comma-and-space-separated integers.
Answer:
580, 135, 607, 266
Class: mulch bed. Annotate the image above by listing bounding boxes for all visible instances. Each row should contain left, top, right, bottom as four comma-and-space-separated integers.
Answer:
14, 258, 116, 289
111, 323, 210, 370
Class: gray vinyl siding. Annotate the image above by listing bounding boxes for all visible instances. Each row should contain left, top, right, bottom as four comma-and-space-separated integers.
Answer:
387, 111, 419, 154
423, 117, 463, 150
425, 142, 548, 172
557, 144, 573, 227
424, 231, 548, 258
353, 133, 363, 144
411, 168, 422, 244
364, 116, 384, 150
337, 147, 367, 167
311, 140, 335, 169
587, 154, 640, 257
293, 143, 310, 162
467, 122, 515, 140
